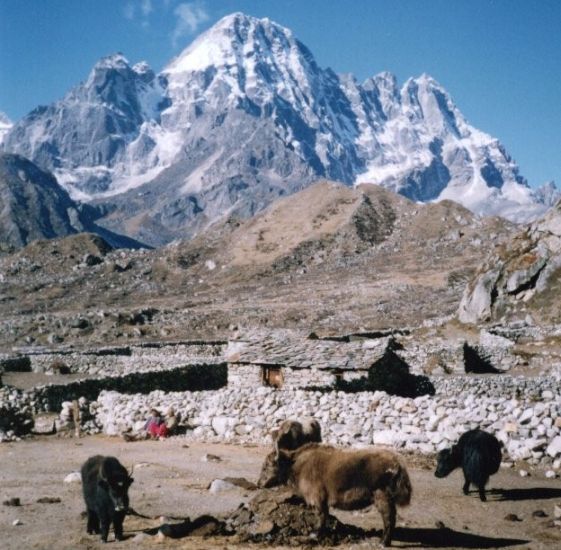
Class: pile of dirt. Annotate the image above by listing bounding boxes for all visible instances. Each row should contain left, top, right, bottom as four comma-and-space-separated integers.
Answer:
156, 514, 230, 539
227, 489, 373, 546
156, 489, 376, 545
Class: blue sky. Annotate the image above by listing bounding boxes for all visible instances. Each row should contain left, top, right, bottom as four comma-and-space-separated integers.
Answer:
1, 0, 560, 187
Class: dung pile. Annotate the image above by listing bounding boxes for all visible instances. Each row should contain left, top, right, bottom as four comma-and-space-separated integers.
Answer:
228, 489, 372, 546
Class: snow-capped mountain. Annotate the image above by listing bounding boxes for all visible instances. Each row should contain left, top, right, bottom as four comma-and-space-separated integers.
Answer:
1, 13, 555, 245
2, 54, 168, 198
0, 112, 12, 145
533, 180, 561, 207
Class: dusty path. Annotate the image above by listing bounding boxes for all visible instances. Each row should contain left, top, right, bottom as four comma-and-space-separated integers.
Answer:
1, 435, 561, 549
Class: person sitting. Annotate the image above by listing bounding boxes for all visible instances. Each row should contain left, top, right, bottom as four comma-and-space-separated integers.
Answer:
144, 408, 169, 439
165, 407, 179, 436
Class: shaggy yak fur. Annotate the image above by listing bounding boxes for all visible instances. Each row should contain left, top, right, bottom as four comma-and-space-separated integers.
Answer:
81, 455, 134, 542
259, 443, 412, 547
272, 418, 322, 452
435, 428, 502, 501
258, 418, 322, 487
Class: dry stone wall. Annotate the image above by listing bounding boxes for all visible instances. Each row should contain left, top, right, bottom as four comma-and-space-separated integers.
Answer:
94, 374, 561, 466
227, 364, 366, 389
5, 341, 226, 376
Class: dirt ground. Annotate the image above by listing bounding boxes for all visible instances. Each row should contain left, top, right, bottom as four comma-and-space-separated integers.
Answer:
1, 435, 561, 550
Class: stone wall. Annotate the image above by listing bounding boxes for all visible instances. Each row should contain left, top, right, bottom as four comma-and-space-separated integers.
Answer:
10, 341, 226, 376
227, 364, 263, 388
274, 366, 333, 389
227, 364, 367, 389
31, 362, 227, 412
93, 374, 561, 465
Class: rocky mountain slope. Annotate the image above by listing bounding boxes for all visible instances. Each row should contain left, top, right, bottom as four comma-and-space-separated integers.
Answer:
0, 153, 146, 251
2, 13, 556, 246
0, 153, 84, 250
0, 181, 514, 348
459, 198, 561, 325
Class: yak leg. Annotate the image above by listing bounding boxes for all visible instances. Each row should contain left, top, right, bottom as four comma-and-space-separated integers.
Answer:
315, 495, 329, 536
99, 512, 111, 543
86, 509, 100, 534
477, 483, 487, 502
114, 511, 125, 541
375, 489, 396, 547
462, 476, 470, 495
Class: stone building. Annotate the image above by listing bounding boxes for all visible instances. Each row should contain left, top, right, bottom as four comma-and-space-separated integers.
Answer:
225, 330, 404, 389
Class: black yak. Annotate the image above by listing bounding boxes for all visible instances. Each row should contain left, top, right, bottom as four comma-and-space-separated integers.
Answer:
435, 428, 502, 501
81, 455, 134, 542
259, 443, 412, 547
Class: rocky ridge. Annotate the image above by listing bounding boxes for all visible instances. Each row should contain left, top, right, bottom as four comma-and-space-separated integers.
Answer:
0, 153, 148, 250
0, 182, 515, 348
0, 153, 83, 249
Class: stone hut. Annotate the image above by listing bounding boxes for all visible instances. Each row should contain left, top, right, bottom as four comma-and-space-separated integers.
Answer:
225, 330, 405, 389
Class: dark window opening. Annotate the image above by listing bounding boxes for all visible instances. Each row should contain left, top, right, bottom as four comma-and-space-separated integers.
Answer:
261, 365, 284, 388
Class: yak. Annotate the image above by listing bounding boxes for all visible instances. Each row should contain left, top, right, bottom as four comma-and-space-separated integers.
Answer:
258, 418, 322, 487
81, 455, 134, 542
259, 443, 412, 547
272, 417, 322, 452
435, 428, 502, 501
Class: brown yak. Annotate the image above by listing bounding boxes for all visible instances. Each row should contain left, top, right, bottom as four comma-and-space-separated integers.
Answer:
271, 418, 322, 451
259, 443, 412, 547
258, 418, 322, 487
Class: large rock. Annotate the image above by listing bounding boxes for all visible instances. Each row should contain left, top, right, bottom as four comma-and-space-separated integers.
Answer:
211, 416, 237, 436
458, 200, 561, 325
546, 435, 561, 458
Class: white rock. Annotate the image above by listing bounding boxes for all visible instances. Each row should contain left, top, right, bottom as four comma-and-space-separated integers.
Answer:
209, 479, 236, 493
545, 470, 557, 479
519, 469, 530, 477
518, 408, 534, 424
546, 435, 561, 457
211, 416, 236, 436
527, 438, 547, 451
12, 519, 22, 526
64, 472, 82, 483
372, 430, 397, 446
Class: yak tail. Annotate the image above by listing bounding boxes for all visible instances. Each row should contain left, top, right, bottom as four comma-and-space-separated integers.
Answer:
388, 464, 412, 507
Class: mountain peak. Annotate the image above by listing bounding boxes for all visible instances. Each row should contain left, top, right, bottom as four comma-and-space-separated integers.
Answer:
0, 111, 11, 125
92, 53, 130, 71
164, 12, 295, 75
1, 13, 552, 243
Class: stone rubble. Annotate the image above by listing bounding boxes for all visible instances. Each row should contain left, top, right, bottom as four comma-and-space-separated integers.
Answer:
0, 386, 34, 442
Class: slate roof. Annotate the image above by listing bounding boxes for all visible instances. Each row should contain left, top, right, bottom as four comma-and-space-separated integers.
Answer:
227, 330, 393, 371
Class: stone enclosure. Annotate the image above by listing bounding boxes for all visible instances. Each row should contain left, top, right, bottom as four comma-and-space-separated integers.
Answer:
1, 328, 561, 469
